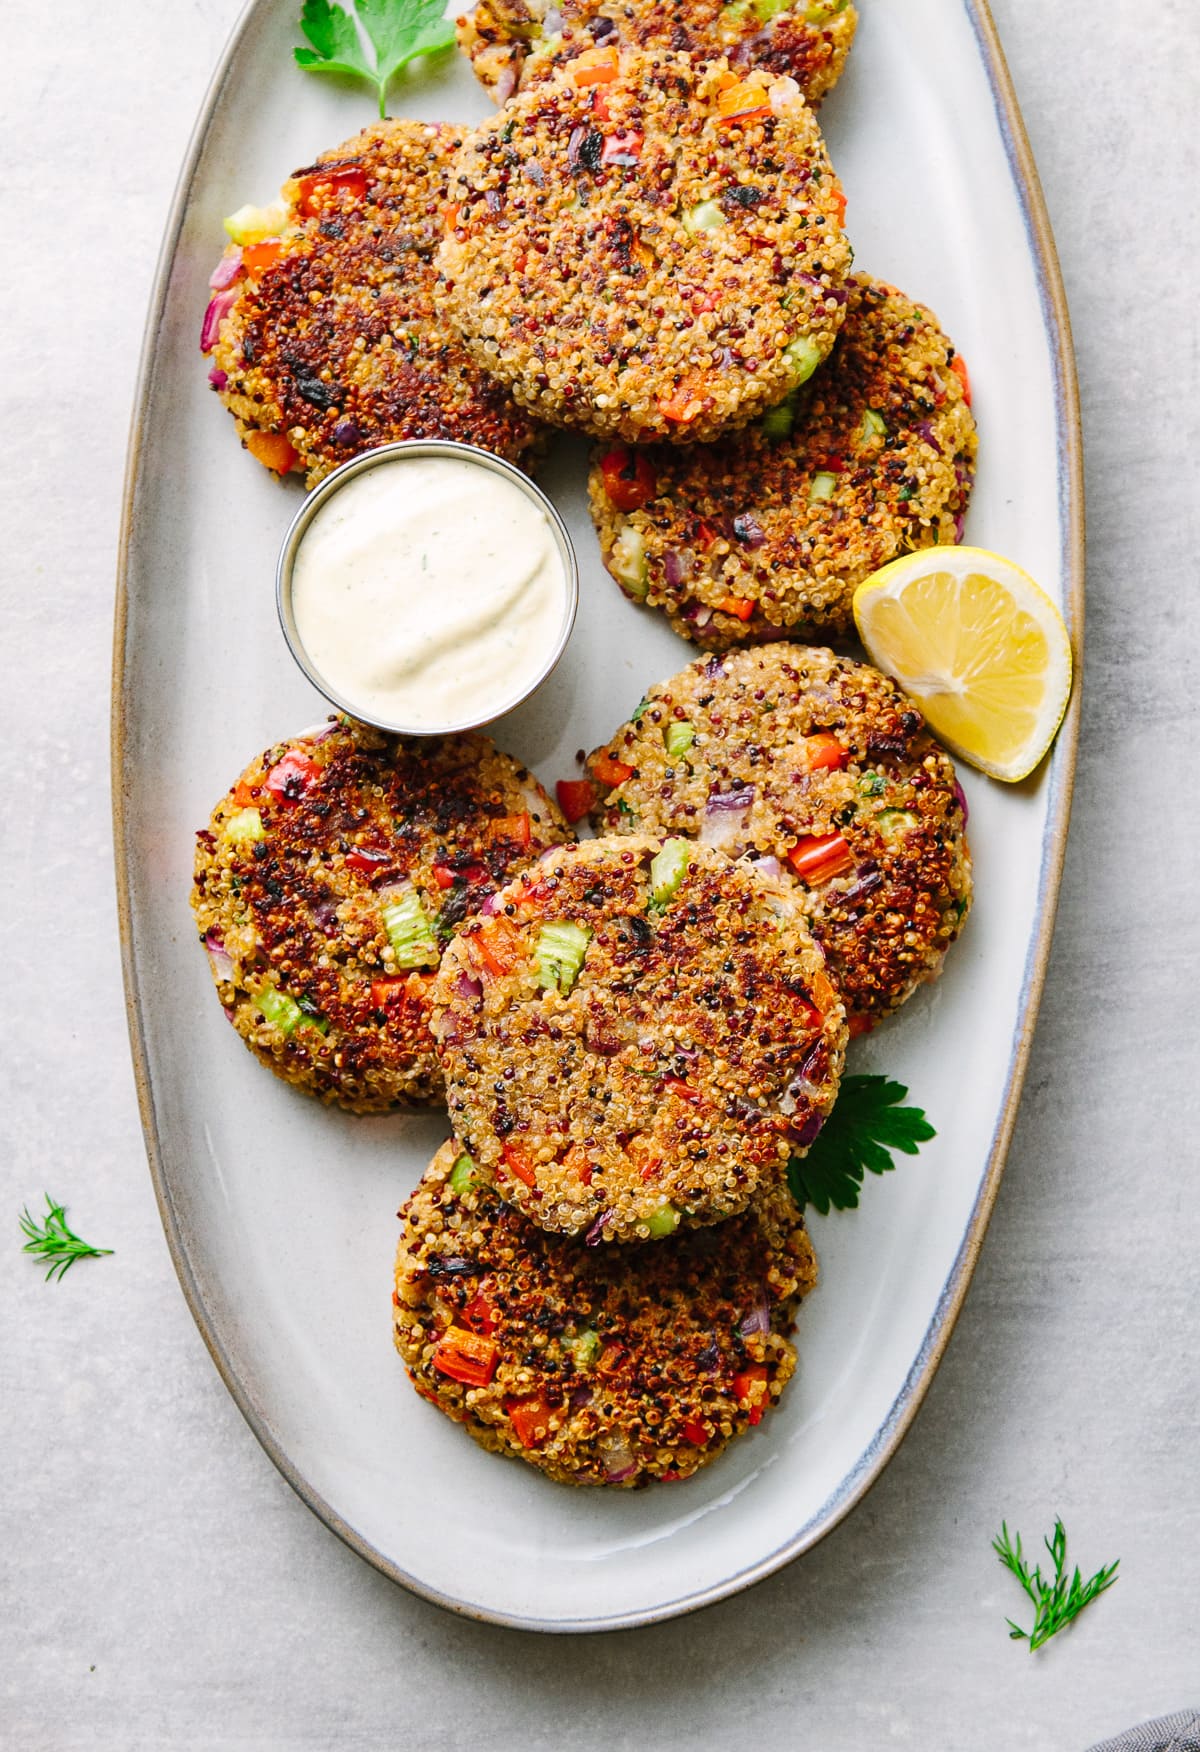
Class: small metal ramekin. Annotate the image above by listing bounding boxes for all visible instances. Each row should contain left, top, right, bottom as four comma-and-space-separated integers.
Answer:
276, 440, 579, 737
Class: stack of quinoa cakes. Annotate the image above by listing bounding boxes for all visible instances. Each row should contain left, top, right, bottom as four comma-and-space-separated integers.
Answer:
194, 1, 984, 1491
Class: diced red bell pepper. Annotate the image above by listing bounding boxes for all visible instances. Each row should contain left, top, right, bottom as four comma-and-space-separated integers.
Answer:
802, 733, 848, 773
431, 863, 458, 889
661, 1077, 700, 1105
242, 238, 283, 277
231, 778, 260, 808
499, 1140, 537, 1188
847, 1011, 875, 1039
463, 1290, 497, 1336
295, 165, 368, 217
598, 1342, 628, 1377
591, 751, 634, 788
490, 811, 531, 849
830, 187, 847, 228
345, 844, 392, 875
682, 1416, 711, 1447
474, 916, 525, 979
599, 446, 657, 513
601, 129, 644, 165
570, 45, 619, 85
556, 778, 596, 824
950, 353, 972, 406
658, 385, 706, 425
715, 594, 756, 622
694, 518, 719, 550
432, 1327, 498, 1387
245, 431, 299, 475
733, 1362, 770, 1425
265, 750, 321, 803
506, 1395, 555, 1448
715, 80, 771, 125
786, 831, 854, 884
369, 975, 426, 1010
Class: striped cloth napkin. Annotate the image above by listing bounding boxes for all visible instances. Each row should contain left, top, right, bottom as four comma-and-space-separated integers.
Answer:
1087, 1712, 1200, 1751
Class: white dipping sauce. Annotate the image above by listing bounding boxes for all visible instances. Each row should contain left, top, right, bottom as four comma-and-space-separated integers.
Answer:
290, 454, 570, 731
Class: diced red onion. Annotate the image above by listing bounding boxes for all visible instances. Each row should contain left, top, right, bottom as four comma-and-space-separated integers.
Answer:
599, 1433, 636, 1479
663, 549, 694, 589
953, 511, 967, 544
790, 1110, 826, 1148
208, 249, 244, 290
841, 868, 884, 908
207, 367, 228, 391
739, 1294, 771, 1337
543, 6, 564, 32
700, 786, 755, 850
377, 880, 413, 906
312, 898, 340, 936
525, 159, 546, 186
606, 1462, 638, 1484
493, 63, 518, 103
454, 971, 483, 1003
479, 891, 502, 917
204, 931, 234, 983
953, 779, 969, 823
292, 720, 339, 741
585, 1211, 612, 1247
589, 13, 615, 36
199, 288, 239, 354
915, 419, 943, 455
732, 512, 766, 549
703, 654, 726, 679
332, 419, 362, 447
754, 855, 782, 879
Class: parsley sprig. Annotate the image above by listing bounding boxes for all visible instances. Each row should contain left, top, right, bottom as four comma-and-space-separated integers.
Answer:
994, 1519, 1119, 1651
295, 0, 456, 118
20, 1195, 113, 1283
787, 1074, 934, 1213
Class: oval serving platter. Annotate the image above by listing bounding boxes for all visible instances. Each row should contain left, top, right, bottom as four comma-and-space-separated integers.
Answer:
113, 0, 1083, 1631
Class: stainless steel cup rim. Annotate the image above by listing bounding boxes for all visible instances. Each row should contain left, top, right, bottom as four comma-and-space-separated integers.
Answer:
276, 439, 579, 738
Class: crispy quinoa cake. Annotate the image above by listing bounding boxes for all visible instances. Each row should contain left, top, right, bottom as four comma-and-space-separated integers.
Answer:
395, 1139, 817, 1485
191, 718, 570, 1110
458, 0, 857, 111
583, 646, 972, 1029
430, 835, 846, 1239
437, 47, 852, 445
588, 276, 977, 647
203, 120, 543, 487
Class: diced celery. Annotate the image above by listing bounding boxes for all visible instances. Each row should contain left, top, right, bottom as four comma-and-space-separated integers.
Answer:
684, 199, 725, 235
804, 0, 850, 19
535, 921, 592, 992
860, 407, 888, 441
784, 335, 824, 385
449, 1152, 482, 1194
223, 200, 289, 245
719, 0, 754, 25
225, 807, 265, 843
761, 397, 797, 439
664, 721, 696, 761
382, 890, 438, 969
610, 527, 648, 595
254, 984, 302, 1035
567, 1329, 601, 1370
649, 839, 691, 907
644, 1202, 680, 1238
876, 808, 919, 842
754, 0, 793, 20
808, 471, 838, 503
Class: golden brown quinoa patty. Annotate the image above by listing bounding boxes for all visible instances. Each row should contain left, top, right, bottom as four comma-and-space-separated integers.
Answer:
190, 718, 569, 1110
430, 835, 846, 1239
206, 120, 543, 487
583, 646, 972, 1028
588, 276, 977, 648
395, 1140, 817, 1486
458, 0, 856, 110
437, 48, 852, 444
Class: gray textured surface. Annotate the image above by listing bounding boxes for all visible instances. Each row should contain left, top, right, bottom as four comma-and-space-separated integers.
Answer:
2, 1, 1198, 1746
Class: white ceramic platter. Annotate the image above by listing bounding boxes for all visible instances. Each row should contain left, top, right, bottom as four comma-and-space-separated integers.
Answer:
114, 0, 1083, 1631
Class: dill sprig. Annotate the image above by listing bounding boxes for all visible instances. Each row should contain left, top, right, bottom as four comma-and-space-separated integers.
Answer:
993, 1518, 1118, 1651
19, 1195, 113, 1282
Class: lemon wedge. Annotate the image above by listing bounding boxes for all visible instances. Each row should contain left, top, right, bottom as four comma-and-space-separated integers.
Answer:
852, 547, 1073, 782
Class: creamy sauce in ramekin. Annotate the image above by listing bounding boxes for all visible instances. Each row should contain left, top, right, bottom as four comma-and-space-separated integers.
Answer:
289, 453, 570, 731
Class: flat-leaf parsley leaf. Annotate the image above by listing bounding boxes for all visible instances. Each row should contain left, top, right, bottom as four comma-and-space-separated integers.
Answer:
295, 0, 455, 118
20, 1195, 113, 1283
787, 1074, 934, 1214
993, 1518, 1119, 1652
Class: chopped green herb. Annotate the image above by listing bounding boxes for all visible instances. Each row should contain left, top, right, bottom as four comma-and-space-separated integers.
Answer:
787, 1075, 934, 1214
898, 483, 917, 501
858, 772, 887, 797
630, 695, 652, 724
993, 1519, 1119, 1652
20, 1195, 113, 1283
294, 0, 455, 118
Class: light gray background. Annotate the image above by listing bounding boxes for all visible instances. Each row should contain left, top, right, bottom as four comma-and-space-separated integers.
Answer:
2, 1, 1197, 1746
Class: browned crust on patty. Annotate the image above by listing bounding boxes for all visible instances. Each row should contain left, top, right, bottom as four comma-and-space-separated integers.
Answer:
430, 834, 846, 1237
208, 120, 544, 486
190, 718, 570, 1110
395, 1139, 817, 1485
583, 646, 972, 1026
